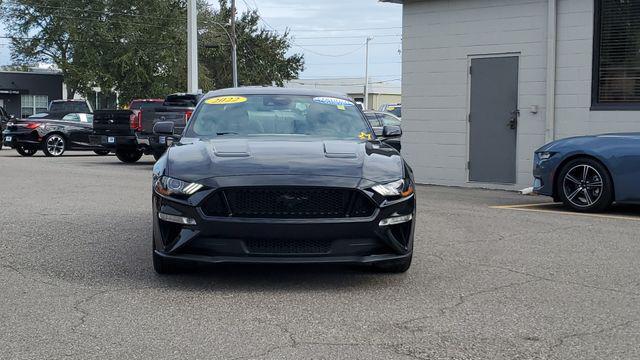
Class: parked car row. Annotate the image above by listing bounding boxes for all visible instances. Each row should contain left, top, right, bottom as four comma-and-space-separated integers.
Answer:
1, 94, 201, 161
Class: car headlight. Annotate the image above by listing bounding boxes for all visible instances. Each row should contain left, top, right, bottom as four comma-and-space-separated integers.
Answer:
154, 176, 204, 197
372, 179, 414, 198
537, 152, 556, 161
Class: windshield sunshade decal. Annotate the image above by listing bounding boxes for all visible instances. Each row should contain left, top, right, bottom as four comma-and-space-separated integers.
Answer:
205, 96, 248, 105
312, 97, 354, 107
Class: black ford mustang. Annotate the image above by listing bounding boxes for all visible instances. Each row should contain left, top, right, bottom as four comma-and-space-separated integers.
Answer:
151, 88, 415, 274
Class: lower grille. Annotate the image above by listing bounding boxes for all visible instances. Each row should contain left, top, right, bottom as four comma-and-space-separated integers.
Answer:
200, 187, 376, 219
244, 238, 331, 255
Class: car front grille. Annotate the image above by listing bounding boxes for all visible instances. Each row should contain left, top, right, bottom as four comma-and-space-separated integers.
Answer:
244, 238, 332, 255
200, 187, 376, 219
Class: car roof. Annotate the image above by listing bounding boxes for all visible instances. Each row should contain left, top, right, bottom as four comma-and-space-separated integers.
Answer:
204, 87, 352, 100
51, 99, 86, 102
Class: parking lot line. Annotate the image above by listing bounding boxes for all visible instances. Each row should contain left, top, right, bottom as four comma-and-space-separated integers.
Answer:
491, 203, 640, 222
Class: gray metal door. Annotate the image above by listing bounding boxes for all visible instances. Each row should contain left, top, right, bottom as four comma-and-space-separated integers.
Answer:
469, 56, 519, 184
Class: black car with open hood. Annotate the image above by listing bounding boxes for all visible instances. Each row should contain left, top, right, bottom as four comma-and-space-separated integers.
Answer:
151, 87, 415, 274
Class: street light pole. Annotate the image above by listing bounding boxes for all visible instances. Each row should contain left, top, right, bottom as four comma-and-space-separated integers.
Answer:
187, 0, 198, 93
363, 37, 373, 110
230, 0, 238, 87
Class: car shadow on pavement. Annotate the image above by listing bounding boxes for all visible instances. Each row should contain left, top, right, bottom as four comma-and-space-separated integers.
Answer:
148, 262, 402, 292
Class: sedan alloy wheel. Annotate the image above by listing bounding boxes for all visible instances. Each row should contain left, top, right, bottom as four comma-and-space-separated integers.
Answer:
44, 134, 66, 157
558, 158, 613, 212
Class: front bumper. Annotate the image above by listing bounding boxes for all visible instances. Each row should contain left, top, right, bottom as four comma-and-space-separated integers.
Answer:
532, 152, 562, 197
152, 186, 416, 265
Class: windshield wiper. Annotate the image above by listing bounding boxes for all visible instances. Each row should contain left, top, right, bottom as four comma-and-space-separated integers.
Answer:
216, 132, 238, 136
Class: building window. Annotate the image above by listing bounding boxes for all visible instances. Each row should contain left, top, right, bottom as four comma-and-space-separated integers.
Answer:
592, 0, 640, 109
21, 95, 49, 116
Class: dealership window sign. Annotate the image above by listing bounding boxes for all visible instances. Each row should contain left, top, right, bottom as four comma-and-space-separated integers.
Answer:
0, 89, 21, 95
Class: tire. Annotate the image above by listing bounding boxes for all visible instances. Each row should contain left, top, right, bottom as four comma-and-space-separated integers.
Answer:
115, 148, 143, 163
557, 157, 613, 212
16, 144, 37, 157
372, 253, 412, 273
93, 149, 110, 156
42, 133, 66, 157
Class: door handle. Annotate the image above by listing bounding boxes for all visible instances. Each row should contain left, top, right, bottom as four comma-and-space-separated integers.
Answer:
507, 109, 519, 130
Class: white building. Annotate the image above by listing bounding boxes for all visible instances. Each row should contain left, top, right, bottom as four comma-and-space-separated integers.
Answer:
384, 0, 640, 189
285, 77, 401, 111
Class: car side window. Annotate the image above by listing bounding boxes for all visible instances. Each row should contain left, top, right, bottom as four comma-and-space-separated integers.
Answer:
365, 113, 381, 127
382, 114, 401, 127
62, 113, 81, 122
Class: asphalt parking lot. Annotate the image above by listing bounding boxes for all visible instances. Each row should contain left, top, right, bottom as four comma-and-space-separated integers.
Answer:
1, 150, 639, 360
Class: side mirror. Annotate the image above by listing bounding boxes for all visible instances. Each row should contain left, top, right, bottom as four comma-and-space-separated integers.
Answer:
382, 125, 402, 138
9, 115, 16, 120
153, 121, 174, 135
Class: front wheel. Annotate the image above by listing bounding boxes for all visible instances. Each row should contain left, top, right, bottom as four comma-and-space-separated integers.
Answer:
93, 149, 110, 156
115, 148, 143, 163
557, 158, 613, 212
42, 133, 66, 157
16, 144, 37, 157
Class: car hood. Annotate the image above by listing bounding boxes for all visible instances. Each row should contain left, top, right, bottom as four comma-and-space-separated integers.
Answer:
536, 132, 640, 152
165, 137, 405, 183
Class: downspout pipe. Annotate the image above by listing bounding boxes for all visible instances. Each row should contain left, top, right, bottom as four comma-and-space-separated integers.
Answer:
545, 0, 557, 142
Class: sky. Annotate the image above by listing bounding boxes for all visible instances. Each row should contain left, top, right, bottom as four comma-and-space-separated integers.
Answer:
0, 0, 402, 82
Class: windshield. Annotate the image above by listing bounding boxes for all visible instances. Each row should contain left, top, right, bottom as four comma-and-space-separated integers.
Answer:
386, 106, 401, 118
185, 95, 372, 140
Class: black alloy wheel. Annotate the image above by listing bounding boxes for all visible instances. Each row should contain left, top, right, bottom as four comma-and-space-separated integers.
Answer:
558, 158, 613, 212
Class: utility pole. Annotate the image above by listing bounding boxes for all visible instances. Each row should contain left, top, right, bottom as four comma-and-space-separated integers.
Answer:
230, 0, 239, 87
187, 0, 198, 93
363, 37, 373, 110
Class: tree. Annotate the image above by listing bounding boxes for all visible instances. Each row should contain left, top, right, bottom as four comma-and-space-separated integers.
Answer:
0, 0, 304, 102
198, 1, 305, 88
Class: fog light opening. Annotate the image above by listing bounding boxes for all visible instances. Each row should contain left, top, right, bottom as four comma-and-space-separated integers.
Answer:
158, 212, 197, 225
379, 214, 413, 227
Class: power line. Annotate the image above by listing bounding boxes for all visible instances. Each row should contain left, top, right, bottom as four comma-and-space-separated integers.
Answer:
294, 34, 401, 40
296, 42, 401, 47
269, 26, 403, 32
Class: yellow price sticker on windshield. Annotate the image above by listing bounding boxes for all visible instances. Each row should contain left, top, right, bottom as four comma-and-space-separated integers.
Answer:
205, 96, 247, 105
387, 106, 396, 111
359, 132, 373, 140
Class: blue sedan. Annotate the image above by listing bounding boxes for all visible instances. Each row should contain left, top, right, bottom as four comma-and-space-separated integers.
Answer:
533, 133, 640, 212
